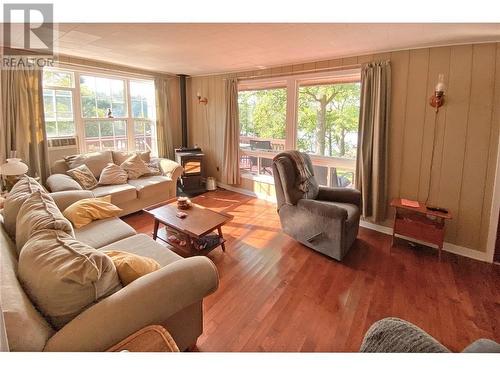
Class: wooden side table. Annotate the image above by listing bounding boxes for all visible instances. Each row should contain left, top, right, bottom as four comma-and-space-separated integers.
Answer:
390, 198, 452, 260
107, 325, 179, 352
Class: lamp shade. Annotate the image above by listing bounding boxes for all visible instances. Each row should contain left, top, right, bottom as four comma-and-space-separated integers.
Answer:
0, 158, 29, 176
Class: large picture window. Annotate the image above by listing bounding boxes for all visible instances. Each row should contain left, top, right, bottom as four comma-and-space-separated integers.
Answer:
238, 70, 360, 187
239, 87, 287, 177
42, 68, 157, 156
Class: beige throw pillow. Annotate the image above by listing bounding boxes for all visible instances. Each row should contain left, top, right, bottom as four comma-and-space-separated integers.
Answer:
65, 151, 113, 178
3, 176, 44, 239
112, 151, 150, 166
16, 190, 75, 252
120, 153, 151, 180
18, 229, 122, 329
98, 163, 128, 185
66, 164, 98, 189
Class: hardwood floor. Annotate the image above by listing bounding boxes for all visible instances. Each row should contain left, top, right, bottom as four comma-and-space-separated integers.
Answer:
123, 189, 500, 352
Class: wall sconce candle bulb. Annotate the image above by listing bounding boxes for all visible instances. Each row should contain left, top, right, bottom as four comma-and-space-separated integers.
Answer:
196, 90, 208, 105
429, 73, 446, 113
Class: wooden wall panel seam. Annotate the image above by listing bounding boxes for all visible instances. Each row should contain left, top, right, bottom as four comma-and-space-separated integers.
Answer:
417, 51, 432, 200
396, 52, 412, 199
436, 49, 453, 201
453, 47, 475, 233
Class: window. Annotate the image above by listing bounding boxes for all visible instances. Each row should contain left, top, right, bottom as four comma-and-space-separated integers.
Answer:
130, 80, 156, 153
239, 87, 287, 177
80, 75, 127, 118
238, 70, 360, 187
297, 81, 360, 186
42, 70, 75, 138
42, 68, 157, 156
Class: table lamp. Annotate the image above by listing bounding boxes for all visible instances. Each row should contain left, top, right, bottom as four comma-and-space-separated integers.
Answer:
0, 158, 29, 192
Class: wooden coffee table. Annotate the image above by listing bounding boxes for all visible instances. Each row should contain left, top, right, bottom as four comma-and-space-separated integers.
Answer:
144, 198, 233, 255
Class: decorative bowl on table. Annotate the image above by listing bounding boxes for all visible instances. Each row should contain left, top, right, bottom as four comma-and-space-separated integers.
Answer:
177, 196, 192, 209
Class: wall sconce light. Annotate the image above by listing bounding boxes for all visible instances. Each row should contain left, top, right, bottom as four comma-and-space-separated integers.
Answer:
196, 91, 208, 105
429, 73, 446, 113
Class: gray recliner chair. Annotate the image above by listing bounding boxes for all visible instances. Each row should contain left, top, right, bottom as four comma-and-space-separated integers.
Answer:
272, 151, 361, 261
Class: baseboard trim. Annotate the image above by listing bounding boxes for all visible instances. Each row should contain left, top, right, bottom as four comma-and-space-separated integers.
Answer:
359, 220, 491, 263
218, 182, 491, 263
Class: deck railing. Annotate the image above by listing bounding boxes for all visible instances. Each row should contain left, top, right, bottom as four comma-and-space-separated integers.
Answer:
239, 138, 356, 187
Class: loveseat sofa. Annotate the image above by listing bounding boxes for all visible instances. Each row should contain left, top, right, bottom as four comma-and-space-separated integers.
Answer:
0, 181, 218, 352
46, 151, 183, 216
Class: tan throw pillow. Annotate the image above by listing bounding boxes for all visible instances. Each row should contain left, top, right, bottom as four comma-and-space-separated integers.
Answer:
98, 163, 128, 185
65, 151, 113, 178
63, 195, 123, 228
66, 164, 98, 189
16, 190, 75, 252
120, 153, 151, 180
112, 151, 151, 166
103, 250, 161, 286
18, 229, 122, 329
3, 176, 44, 239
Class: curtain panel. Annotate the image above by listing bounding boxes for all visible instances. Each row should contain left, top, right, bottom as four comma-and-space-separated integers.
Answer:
222, 78, 241, 185
155, 76, 174, 160
355, 61, 391, 222
0, 67, 49, 182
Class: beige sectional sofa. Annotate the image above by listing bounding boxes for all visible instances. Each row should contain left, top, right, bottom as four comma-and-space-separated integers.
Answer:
46, 151, 183, 216
0, 184, 219, 352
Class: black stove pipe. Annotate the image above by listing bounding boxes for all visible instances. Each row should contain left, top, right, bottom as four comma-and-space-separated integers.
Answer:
179, 74, 188, 148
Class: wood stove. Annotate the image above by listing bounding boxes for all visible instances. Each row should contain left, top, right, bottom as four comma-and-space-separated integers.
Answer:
175, 147, 206, 195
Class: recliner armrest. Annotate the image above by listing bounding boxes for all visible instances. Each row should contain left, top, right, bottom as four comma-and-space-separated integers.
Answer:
43, 256, 219, 352
297, 199, 348, 221
317, 186, 361, 208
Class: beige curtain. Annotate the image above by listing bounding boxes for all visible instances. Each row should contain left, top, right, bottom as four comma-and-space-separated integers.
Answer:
1, 67, 49, 182
155, 76, 174, 160
355, 61, 391, 222
222, 78, 240, 185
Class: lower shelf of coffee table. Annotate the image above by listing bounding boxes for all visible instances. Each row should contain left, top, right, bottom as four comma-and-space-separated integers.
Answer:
156, 227, 225, 256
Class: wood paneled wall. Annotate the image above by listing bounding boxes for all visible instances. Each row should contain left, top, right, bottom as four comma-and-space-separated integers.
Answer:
187, 43, 500, 253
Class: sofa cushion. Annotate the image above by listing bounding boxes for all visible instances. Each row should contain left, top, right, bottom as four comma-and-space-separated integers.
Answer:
120, 154, 151, 180
18, 229, 122, 329
103, 250, 161, 286
63, 195, 122, 229
91, 184, 137, 205
2, 176, 44, 239
65, 151, 113, 178
127, 176, 172, 200
0, 218, 55, 351
99, 233, 182, 267
16, 190, 74, 252
66, 164, 98, 189
98, 163, 128, 185
46, 173, 83, 192
112, 151, 151, 166
74, 217, 136, 249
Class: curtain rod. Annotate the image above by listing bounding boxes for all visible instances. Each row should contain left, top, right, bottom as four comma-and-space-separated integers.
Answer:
222, 63, 362, 81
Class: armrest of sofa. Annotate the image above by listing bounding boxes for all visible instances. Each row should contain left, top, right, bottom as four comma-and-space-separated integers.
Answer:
43, 256, 219, 352
49, 190, 95, 212
296, 198, 348, 221
360, 317, 450, 353
154, 158, 183, 182
46, 173, 82, 192
317, 186, 361, 208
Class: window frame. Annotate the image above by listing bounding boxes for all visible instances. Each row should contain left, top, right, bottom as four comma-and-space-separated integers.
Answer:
238, 68, 361, 186
43, 66, 157, 156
